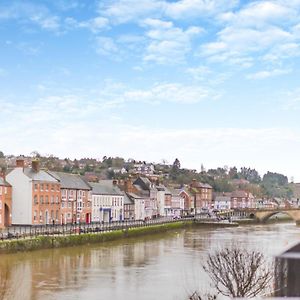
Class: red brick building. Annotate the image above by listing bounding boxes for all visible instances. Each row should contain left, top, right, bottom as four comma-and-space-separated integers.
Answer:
0, 174, 12, 228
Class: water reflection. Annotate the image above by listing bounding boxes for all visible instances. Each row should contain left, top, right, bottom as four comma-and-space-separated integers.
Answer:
0, 223, 299, 300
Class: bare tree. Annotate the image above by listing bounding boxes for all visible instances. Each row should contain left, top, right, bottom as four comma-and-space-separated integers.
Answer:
203, 247, 273, 298
189, 291, 216, 300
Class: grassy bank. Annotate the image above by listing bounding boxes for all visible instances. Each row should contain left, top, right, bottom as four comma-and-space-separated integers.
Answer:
0, 221, 193, 254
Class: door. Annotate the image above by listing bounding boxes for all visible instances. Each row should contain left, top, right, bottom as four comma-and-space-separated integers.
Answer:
4, 204, 10, 227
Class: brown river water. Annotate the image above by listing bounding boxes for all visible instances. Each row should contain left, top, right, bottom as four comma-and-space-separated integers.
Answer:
0, 222, 299, 300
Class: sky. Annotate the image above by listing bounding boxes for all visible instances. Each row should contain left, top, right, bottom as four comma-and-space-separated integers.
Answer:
0, 0, 300, 181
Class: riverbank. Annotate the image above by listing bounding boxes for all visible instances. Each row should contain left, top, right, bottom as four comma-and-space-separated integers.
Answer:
0, 221, 194, 254
0, 217, 295, 254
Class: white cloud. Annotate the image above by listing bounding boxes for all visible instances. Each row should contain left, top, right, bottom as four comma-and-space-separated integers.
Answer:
142, 18, 203, 63
281, 88, 300, 110
95, 36, 119, 56
123, 82, 215, 104
0, 2, 62, 32
246, 68, 292, 79
30, 15, 60, 31
98, 0, 238, 23
1, 97, 300, 180
99, 0, 164, 24
165, 0, 238, 19
66, 16, 109, 33
218, 1, 296, 27
186, 66, 211, 81
199, 1, 300, 67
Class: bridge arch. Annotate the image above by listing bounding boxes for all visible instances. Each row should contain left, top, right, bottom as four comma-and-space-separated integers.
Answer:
254, 209, 300, 224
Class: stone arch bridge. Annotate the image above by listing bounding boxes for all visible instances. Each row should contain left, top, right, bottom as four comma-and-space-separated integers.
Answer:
246, 208, 300, 225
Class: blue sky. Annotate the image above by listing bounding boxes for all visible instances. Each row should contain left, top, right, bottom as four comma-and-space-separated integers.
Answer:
1, 0, 300, 180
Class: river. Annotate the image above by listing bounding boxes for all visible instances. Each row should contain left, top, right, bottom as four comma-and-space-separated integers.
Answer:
0, 222, 299, 300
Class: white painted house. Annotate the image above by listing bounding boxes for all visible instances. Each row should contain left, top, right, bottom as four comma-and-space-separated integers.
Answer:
213, 195, 231, 211
89, 181, 124, 222
6, 159, 60, 225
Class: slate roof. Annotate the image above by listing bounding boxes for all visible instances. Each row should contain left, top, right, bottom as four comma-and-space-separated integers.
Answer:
191, 181, 212, 189
214, 196, 231, 202
24, 168, 58, 182
89, 181, 123, 196
124, 193, 134, 205
126, 192, 146, 199
48, 171, 91, 190
231, 190, 249, 198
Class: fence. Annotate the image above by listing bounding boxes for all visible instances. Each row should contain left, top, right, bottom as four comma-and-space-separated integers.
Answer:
0, 216, 198, 241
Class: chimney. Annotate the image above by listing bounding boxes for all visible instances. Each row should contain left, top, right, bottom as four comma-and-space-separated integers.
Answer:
190, 178, 197, 187
0, 168, 6, 180
124, 177, 134, 193
16, 158, 25, 168
32, 160, 40, 173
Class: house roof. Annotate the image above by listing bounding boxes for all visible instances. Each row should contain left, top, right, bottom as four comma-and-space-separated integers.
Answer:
231, 190, 249, 198
48, 171, 90, 190
24, 168, 58, 182
190, 181, 212, 189
214, 196, 231, 202
124, 193, 134, 204
89, 181, 123, 196
168, 187, 182, 197
0, 178, 11, 187
126, 192, 147, 199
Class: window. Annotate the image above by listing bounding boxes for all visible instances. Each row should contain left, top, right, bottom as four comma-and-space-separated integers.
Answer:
56, 196, 59, 204
45, 184, 49, 191
68, 202, 72, 208
51, 196, 54, 204
40, 196, 44, 204
45, 195, 49, 204
34, 195, 38, 205
56, 210, 58, 220
40, 184, 44, 191
51, 210, 54, 219
39, 211, 42, 221
62, 201, 65, 208
34, 184, 38, 191
51, 185, 54, 192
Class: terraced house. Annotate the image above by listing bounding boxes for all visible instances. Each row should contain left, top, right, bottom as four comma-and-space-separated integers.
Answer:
48, 171, 92, 224
0, 174, 12, 228
6, 159, 61, 225
89, 180, 124, 223
189, 179, 213, 213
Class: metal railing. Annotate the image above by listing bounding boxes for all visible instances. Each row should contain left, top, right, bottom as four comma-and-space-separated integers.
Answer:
0, 216, 199, 241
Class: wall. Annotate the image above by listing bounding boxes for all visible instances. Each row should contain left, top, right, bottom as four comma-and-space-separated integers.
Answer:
6, 168, 32, 225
